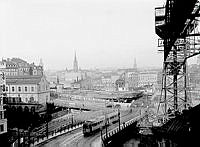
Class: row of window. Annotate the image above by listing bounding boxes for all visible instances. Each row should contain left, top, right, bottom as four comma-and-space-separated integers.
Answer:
5, 72, 18, 76
6, 86, 34, 92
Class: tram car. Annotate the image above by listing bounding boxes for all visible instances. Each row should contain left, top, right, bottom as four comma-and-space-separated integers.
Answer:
83, 111, 119, 136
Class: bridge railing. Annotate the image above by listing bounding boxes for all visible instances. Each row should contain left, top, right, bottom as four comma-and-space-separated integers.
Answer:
29, 121, 84, 146
101, 113, 145, 147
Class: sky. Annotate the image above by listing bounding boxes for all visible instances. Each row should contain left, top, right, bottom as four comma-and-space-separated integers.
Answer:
0, 0, 170, 70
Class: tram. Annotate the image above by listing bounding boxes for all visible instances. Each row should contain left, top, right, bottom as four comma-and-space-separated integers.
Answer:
83, 111, 119, 136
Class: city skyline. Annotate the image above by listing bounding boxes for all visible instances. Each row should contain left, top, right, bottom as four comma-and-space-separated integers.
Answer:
0, 0, 197, 70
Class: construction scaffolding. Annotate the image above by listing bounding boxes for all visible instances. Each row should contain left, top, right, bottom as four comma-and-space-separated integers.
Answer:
155, 0, 200, 121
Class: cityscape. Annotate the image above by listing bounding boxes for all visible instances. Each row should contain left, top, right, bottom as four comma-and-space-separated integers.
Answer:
1, 0, 200, 147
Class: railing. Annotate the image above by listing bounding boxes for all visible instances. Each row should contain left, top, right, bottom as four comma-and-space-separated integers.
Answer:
29, 121, 83, 146
102, 114, 141, 140
101, 113, 144, 147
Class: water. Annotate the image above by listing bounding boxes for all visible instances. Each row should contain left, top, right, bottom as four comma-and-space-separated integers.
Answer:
123, 138, 140, 147
122, 134, 178, 147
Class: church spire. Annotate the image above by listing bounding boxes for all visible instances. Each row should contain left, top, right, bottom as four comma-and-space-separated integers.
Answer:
56, 75, 59, 84
133, 58, 137, 70
39, 58, 43, 67
73, 51, 78, 72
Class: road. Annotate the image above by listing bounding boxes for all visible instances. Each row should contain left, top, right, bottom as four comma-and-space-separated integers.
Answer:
37, 108, 140, 147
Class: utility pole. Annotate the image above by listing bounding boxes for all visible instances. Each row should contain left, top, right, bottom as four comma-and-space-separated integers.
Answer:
18, 126, 21, 147
105, 113, 108, 138
71, 114, 73, 125
100, 128, 103, 140
46, 119, 48, 139
28, 126, 31, 146
118, 109, 120, 131
46, 99, 49, 139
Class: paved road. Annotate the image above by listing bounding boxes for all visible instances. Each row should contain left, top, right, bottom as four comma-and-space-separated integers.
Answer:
38, 108, 140, 147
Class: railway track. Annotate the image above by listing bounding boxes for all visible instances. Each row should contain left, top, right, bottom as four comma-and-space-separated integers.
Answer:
70, 109, 141, 147
38, 108, 141, 147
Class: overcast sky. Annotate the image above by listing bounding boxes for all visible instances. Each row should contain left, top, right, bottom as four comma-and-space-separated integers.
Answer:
0, 0, 169, 70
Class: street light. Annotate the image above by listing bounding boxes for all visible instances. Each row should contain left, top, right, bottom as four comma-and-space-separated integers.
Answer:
71, 114, 73, 125
118, 109, 120, 131
45, 110, 51, 139
105, 113, 108, 138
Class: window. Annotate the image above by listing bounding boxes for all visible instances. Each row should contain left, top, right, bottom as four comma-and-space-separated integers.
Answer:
12, 87, 15, 92
25, 86, 27, 92
0, 99, 2, 105
5, 87, 8, 92
18, 86, 21, 92
0, 124, 4, 132
31, 87, 34, 92
0, 112, 3, 119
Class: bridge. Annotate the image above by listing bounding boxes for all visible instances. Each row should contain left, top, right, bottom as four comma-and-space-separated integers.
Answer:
101, 0, 200, 146
155, 0, 200, 117
101, 110, 150, 147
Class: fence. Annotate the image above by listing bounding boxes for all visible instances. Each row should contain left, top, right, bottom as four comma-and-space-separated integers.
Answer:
10, 121, 84, 147
29, 121, 83, 146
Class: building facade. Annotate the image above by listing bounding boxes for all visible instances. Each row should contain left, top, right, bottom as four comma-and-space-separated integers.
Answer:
0, 58, 50, 104
0, 58, 43, 77
138, 71, 158, 87
125, 71, 139, 91
63, 52, 86, 88
5, 75, 50, 104
0, 72, 7, 136
120, 69, 159, 91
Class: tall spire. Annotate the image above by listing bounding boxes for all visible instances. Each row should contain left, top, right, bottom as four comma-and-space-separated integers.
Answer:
39, 58, 43, 67
73, 51, 78, 72
133, 58, 137, 70
56, 75, 59, 84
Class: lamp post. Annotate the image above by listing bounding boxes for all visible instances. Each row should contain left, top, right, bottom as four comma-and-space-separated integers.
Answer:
18, 126, 20, 147
100, 127, 103, 139
71, 114, 73, 126
118, 109, 120, 131
46, 119, 48, 139
105, 113, 108, 138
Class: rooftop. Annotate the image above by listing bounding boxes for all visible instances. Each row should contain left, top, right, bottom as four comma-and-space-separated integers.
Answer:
6, 75, 43, 85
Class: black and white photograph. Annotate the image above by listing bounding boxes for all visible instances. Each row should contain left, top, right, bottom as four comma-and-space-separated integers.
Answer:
1, 0, 200, 146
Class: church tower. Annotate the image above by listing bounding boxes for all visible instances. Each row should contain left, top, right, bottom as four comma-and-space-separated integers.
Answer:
39, 58, 43, 67
73, 51, 78, 72
133, 58, 137, 71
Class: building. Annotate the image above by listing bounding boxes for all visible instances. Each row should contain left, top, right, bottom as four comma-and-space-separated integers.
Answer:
138, 71, 158, 87
101, 75, 119, 91
5, 75, 50, 104
125, 71, 139, 91
0, 58, 50, 104
63, 52, 86, 88
0, 58, 43, 77
0, 72, 7, 144
119, 58, 139, 91
116, 78, 126, 91
120, 68, 159, 91
73, 51, 78, 72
